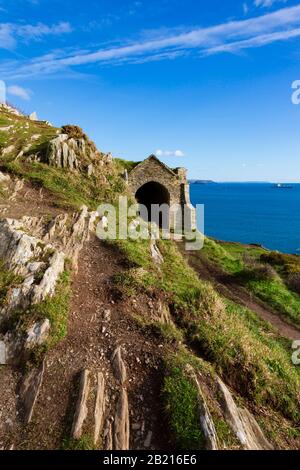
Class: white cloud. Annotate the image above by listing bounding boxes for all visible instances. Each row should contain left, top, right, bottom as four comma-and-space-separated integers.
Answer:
254, 0, 287, 8
204, 27, 300, 55
7, 85, 31, 100
243, 3, 249, 14
2, 4, 300, 78
156, 149, 186, 158
0, 21, 72, 50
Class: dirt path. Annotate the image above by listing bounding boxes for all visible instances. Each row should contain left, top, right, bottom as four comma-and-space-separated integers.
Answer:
182, 248, 300, 342
11, 236, 170, 450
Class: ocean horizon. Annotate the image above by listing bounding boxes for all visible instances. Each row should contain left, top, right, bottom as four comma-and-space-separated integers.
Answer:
190, 182, 300, 254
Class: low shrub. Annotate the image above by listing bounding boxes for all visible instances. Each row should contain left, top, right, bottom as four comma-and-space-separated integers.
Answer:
286, 273, 300, 295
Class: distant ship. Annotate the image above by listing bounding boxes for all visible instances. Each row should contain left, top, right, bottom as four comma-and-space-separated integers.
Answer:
273, 183, 293, 189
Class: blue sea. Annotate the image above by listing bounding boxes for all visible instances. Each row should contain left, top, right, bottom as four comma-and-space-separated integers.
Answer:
190, 183, 300, 254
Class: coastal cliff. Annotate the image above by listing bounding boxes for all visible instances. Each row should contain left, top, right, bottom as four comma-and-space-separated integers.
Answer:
0, 104, 300, 450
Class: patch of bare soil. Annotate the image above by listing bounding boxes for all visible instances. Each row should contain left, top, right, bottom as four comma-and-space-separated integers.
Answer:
10, 236, 171, 450
0, 177, 68, 220
182, 246, 300, 341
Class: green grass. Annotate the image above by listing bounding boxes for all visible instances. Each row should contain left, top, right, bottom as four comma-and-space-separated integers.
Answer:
199, 237, 300, 328
2, 160, 121, 210
246, 278, 300, 327
0, 108, 126, 210
163, 353, 205, 449
202, 238, 244, 273
114, 158, 140, 173
30, 270, 71, 347
61, 434, 97, 450
11, 270, 72, 350
115, 236, 300, 424
0, 261, 23, 307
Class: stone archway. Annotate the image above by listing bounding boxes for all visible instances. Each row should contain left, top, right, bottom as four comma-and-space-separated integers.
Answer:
135, 181, 170, 227
128, 155, 196, 232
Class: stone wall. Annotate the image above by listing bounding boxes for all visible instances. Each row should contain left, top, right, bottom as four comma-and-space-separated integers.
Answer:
128, 155, 195, 231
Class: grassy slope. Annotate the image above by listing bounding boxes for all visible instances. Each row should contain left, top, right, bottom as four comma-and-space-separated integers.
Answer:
2, 111, 300, 449
202, 238, 300, 327
0, 108, 125, 210
114, 235, 300, 447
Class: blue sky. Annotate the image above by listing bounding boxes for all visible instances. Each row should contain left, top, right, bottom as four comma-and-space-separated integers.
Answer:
1, 0, 300, 181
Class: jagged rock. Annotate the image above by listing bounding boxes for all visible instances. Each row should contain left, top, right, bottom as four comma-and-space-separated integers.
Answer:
0, 340, 6, 364
187, 365, 218, 450
29, 112, 38, 121
0, 219, 43, 274
150, 241, 164, 264
144, 431, 152, 448
111, 346, 127, 385
1, 331, 23, 365
104, 420, 113, 450
216, 377, 273, 450
19, 361, 45, 424
25, 319, 50, 349
0, 218, 65, 320
0, 171, 10, 183
123, 169, 128, 182
104, 152, 113, 163
157, 301, 173, 325
87, 164, 94, 177
94, 372, 106, 445
8, 179, 24, 201
0, 104, 23, 116
46, 134, 91, 171
0, 125, 13, 132
30, 134, 41, 141
71, 369, 90, 440
114, 389, 130, 450
31, 251, 65, 304
1, 145, 15, 156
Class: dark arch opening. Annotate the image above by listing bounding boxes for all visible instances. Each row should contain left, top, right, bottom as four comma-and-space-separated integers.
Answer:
135, 181, 170, 228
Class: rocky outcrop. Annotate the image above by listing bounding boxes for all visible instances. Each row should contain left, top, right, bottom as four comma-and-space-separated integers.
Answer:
0, 340, 6, 364
216, 377, 273, 450
0, 103, 24, 117
46, 134, 80, 171
71, 369, 91, 440
0, 171, 10, 183
19, 361, 45, 424
111, 346, 127, 385
25, 319, 51, 349
1, 145, 15, 156
0, 218, 65, 320
0, 206, 100, 365
46, 134, 113, 176
20, 206, 99, 273
150, 240, 164, 265
94, 372, 106, 445
29, 112, 38, 121
114, 388, 130, 451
